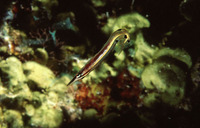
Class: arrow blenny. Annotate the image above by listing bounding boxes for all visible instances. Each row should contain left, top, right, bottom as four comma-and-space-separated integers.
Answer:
67, 29, 130, 86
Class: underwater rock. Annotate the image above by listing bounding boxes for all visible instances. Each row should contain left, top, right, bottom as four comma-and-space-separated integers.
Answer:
28, 104, 63, 128
3, 110, 24, 128
142, 92, 160, 108
23, 61, 55, 89
31, 91, 44, 108
0, 57, 33, 113
141, 48, 192, 106
134, 32, 158, 65
102, 12, 150, 34
0, 59, 73, 127
0, 57, 26, 89
0, 46, 8, 53
0, 57, 81, 127
34, 48, 48, 65
82, 108, 98, 120
1, 0, 199, 127
126, 32, 157, 78
113, 51, 126, 69
153, 48, 192, 68
1, 85, 32, 110
49, 75, 69, 97
25, 104, 35, 116
142, 61, 186, 106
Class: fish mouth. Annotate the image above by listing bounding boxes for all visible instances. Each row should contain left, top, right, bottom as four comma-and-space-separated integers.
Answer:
67, 76, 78, 86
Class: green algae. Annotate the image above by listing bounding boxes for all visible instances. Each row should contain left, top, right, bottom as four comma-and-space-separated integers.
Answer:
28, 104, 63, 128
133, 32, 158, 65
0, 57, 26, 89
3, 110, 24, 128
34, 48, 49, 65
0, 57, 79, 128
0, 0, 197, 127
23, 61, 55, 89
102, 12, 150, 34
141, 48, 191, 106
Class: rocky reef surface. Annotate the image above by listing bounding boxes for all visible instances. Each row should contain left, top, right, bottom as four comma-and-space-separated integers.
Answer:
0, 0, 200, 128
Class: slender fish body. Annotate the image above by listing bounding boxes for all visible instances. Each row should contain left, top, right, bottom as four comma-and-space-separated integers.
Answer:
67, 29, 130, 86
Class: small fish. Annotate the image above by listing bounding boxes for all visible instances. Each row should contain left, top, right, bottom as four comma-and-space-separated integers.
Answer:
67, 29, 130, 86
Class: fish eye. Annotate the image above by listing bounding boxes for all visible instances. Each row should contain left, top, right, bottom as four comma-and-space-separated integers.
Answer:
124, 35, 127, 39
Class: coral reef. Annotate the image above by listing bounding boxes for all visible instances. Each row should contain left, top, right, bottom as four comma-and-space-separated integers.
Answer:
0, 0, 199, 128
0, 57, 79, 128
191, 58, 200, 88
141, 48, 191, 106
